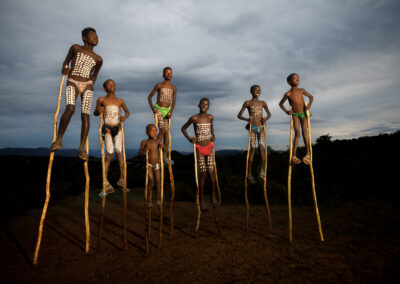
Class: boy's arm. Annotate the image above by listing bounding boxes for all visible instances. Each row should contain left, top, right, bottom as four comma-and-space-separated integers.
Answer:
61, 45, 76, 75
148, 84, 160, 114
139, 140, 147, 156
166, 86, 177, 119
279, 93, 292, 115
156, 129, 165, 144
93, 97, 103, 116
302, 89, 313, 110
120, 99, 130, 122
181, 117, 196, 144
262, 101, 272, 124
210, 115, 215, 142
91, 57, 103, 84
237, 101, 250, 122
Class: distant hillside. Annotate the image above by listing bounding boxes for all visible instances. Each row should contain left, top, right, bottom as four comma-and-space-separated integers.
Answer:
0, 147, 140, 159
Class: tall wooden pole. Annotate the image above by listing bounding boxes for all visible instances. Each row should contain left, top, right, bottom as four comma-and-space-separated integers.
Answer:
33, 74, 66, 264
263, 125, 272, 237
288, 108, 293, 242
305, 103, 324, 241
167, 119, 175, 236
193, 141, 201, 235
97, 113, 106, 250
144, 150, 150, 253
121, 123, 128, 249
244, 124, 252, 234
84, 137, 90, 253
158, 146, 164, 248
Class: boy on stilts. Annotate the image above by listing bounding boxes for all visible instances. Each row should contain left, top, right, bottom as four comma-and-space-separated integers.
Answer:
238, 85, 271, 183
51, 27, 103, 161
279, 73, 313, 165
94, 79, 130, 195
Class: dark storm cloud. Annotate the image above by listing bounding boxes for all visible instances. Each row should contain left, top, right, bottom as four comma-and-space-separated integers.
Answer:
0, 0, 399, 150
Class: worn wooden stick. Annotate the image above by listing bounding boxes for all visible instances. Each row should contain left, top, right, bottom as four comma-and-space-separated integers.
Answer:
288, 107, 294, 242
263, 124, 272, 237
33, 74, 66, 264
193, 140, 201, 235
144, 150, 150, 253
167, 119, 175, 236
121, 123, 128, 249
84, 137, 90, 253
305, 103, 324, 241
212, 146, 222, 207
97, 113, 106, 251
159, 146, 164, 248
212, 146, 222, 235
244, 124, 252, 234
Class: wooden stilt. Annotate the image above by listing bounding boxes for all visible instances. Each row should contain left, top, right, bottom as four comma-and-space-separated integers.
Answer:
212, 146, 222, 235
263, 125, 272, 237
33, 74, 66, 264
244, 124, 252, 234
288, 108, 294, 242
84, 137, 90, 253
193, 141, 201, 235
97, 113, 106, 251
305, 103, 324, 241
144, 150, 150, 253
167, 119, 175, 236
121, 123, 128, 249
159, 147, 164, 248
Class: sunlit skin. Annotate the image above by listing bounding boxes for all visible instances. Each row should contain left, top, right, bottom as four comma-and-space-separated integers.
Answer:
147, 68, 177, 162
52, 29, 103, 160
238, 85, 271, 181
139, 125, 165, 207
94, 80, 130, 183
279, 74, 314, 164
181, 99, 216, 211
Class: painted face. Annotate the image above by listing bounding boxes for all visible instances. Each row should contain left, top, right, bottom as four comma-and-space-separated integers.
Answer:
148, 126, 158, 139
163, 69, 173, 80
199, 99, 209, 113
84, 31, 98, 46
104, 80, 116, 93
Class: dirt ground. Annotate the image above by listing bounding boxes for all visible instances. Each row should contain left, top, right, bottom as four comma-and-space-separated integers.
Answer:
0, 190, 398, 283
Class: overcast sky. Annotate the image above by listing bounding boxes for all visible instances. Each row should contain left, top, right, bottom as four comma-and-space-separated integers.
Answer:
0, 0, 399, 152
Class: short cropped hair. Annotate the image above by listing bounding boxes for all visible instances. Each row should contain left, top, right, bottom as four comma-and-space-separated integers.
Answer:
250, 85, 260, 93
82, 27, 96, 38
163, 66, 172, 73
287, 73, 298, 84
198, 97, 210, 107
146, 124, 157, 133
103, 79, 113, 89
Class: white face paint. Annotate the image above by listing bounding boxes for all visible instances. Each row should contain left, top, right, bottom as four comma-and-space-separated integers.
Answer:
249, 105, 263, 118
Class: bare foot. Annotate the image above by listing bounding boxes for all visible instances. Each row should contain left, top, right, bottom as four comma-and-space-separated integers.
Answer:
156, 200, 161, 206
78, 150, 88, 161
50, 139, 63, 152
247, 176, 255, 184
303, 154, 311, 165
147, 202, 153, 209
105, 181, 114, 194
291, 156, 301, 165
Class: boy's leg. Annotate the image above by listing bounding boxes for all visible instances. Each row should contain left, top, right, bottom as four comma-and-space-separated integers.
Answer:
154, 168, 161, 205
52, 85, 78, 151
257, 131, 266, 175
78, 90, 93, 160
206, 155, 217, 207
292, 116, 301, 164
147, 167, 155, 208
113, 132, 124, 180
161, 118, 171, 164
197, 151, 208, 212
300, 118, 311, 164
